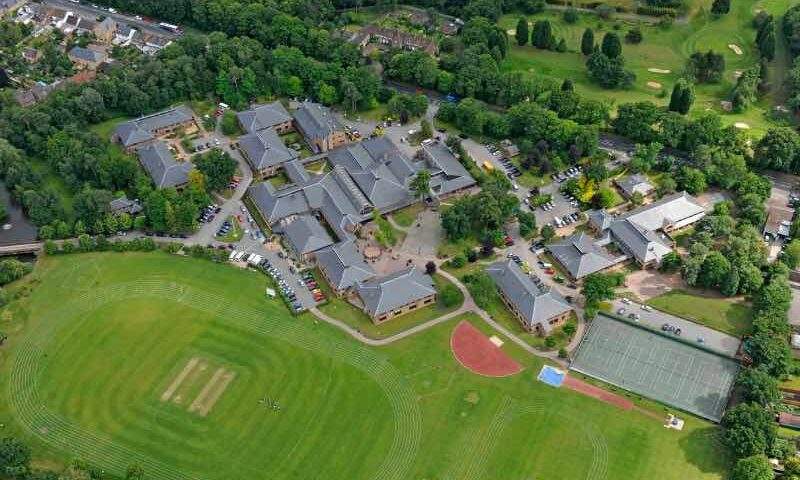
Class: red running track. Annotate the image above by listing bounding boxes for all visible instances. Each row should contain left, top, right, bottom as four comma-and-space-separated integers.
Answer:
450, 321, 523, 377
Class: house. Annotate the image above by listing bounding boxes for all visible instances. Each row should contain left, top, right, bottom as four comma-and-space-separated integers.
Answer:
237, 101, 293, 134
778, 412, 800, 430
440, 21, 459, 36
315, 239, 376, 294
608, 220, 672, 268
68, 45, 108, 69
547, 232, 628, 280
21, 47, 40, 63
586, 209, 615, 233
113, 106, 195, 151
109, 195, 143, 215
141, 33, 172, 55
615, 174, 655, 199
486, 260, 573, 336
292, 101, 347, 153
764, 206, 794, 241
136, 141, 193, 189
354, 267, 436, 323
500, 139, 519, 158
13, 82, 58, 107
275, 214, 334, 260
418, 141, 478, 199
238, 128, 299, 178
351, 25, 438, 56
93, 17, 117, 43
113, 23, 136, 46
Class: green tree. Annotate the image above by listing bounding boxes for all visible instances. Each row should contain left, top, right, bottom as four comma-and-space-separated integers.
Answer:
515, 17, 529, 46
736, 367, 780, 406
731, 455, 772, 480
194, 148, 237, 192
0, 437, 31, 477
581, 28, 595, 56
668, 79, 695, 115
601, 32, 622, 59
410, 169, 431, 199
0, 259, 30, 285
220, 111, 240, 136
439, 284, 462, 307
722, 403, 776, 458
711, 0, 731, 15
541, 224, 555, 242
781, 239, 800, 269
532, 20, 556, 50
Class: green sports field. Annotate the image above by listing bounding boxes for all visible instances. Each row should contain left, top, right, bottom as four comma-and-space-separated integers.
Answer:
0, 252, 730, 479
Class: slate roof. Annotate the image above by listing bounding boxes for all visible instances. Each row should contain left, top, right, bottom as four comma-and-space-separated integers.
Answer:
292, 101, 343, 141
616, 174, 654, 198
247, 182, 309, 225
622, 191, 705, 232
547, 233, 627, 279
315, 239, 376, 291
68, 45, 107, 63
282, 159, 311, 185
486, 260, 573, 334
587, 209, 615, 232
239, 128, 298, 172
236, 101, 292, 133
277, 214, 334, 255
136, 141, 192, 189
355, 267, 436, 317
113, 105, 194, 147
109, 195, 142, 215
420, 141, 477, 196
608, 218, 672, 265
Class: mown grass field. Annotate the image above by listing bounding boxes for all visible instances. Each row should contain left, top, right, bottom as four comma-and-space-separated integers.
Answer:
499, 0, 796, 137
648, 289, 753, 336
0, 252, 730, 479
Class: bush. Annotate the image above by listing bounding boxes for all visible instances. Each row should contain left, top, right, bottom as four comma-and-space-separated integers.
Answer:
439, 284, 462, 307
563, 8, 579, 23
449, 255, 466, 268
625, 28, 643, 44
558, 347, 568, 358
544, 336, 557, 348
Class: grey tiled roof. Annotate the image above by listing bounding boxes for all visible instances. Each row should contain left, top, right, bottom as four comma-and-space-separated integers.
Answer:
68, 46, 106, 63
282, 159, 311, 185
486, 260, 573, 334
109, 195, 142, 215
547, 233, 627, 279
355, 267, 436, 317
236, 101, 292, 133
114, 105, 193, 147
420, 141, 477, 196
247, 182, 309, 225
609, 219, 672, 265
277, 214, 334, 255
239, 128, 298, 172
622, 191, 705, 232
616, 174, 654, 198
136, 141, 192, 189
292, 101, 343, 141
315, 239, 375, 291
587, 209, 615, 232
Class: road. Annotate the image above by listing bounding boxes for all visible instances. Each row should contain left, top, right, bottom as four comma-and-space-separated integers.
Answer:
609, 298, 741, 357
41, 0, 182, 39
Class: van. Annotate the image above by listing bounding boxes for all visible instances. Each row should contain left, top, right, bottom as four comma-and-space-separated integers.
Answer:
541, 262, 553, 269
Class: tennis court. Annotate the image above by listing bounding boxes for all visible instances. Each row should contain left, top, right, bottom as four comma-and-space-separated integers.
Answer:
570, 314, 739, 422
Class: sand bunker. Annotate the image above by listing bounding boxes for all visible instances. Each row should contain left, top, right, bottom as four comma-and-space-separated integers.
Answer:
734, 122, 750, 129
507, 29, 516, 35
646, 81, 662, 89
647, 68, 671, 74
728, 44, 743, 55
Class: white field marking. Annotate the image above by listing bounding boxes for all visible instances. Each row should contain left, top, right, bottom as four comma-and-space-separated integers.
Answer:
160, 357, 199, 402
189, 367, 225, 414
198, 370, 236, 417
489, 336, 504, 347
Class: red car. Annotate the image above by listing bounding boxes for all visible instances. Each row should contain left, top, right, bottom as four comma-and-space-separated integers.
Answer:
544, 268, 555, 275
504, 236, 514, 246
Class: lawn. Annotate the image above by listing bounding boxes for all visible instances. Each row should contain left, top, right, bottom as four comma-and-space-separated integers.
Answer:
498, 0, 796, 137
316, 269, 464, 339
648, 289, 753, 336
391, 203, 425, 228
89, 115, 132, 141
268, 171, 291, 188
0, 252, 730, 480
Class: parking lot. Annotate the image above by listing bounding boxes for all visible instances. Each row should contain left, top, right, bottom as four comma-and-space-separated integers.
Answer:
609, 299, 741, 358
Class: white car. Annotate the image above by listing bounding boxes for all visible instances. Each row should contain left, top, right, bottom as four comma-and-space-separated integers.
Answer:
641, 304, 653, 311
621, 298, 631, 304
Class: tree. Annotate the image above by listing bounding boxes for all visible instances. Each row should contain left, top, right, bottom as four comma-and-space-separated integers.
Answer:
582, 272, 624, 308
601, 32, 622, 59
194, 148, 237, 192
581, 28, 595, 56
592, 187, 617, 208
660, 251, 682, 272
439, 283, 462, 307
722, 403, 777, 458
630, 142, 662, 173
676, 166, 707, 195
625, 28, 643, 44
540, 224, 555, 242
515, 17, 529, 46
781, 239, 800, 269
736, 368, 780, 406
0, 437, 31, 477
687, 50, 726, 83
563, 7, 578, 24
410, 169, 431, 200
532, 20, 556, 50
425, 261, 437, 275
125, 464, 145, 480
731, 455, 772, 480
756, 18, 775, 60
711, 0, 731, 15
586, 52, 635, 89
517, 210, 537, 238
668, 79, 695, 115
0, 259, 30, 285
220, 111, 240, 136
